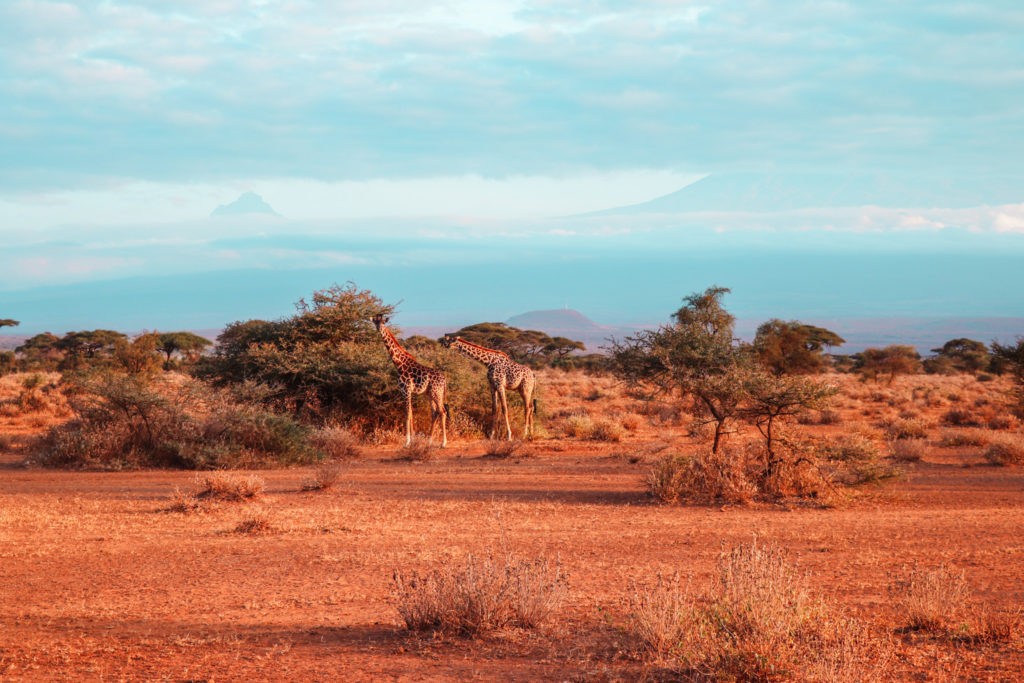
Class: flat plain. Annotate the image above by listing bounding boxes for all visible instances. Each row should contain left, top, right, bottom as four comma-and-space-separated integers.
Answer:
1, 370, 1022, 681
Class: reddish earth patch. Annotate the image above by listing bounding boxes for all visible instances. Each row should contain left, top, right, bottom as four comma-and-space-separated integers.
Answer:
2, 439, 1023, 680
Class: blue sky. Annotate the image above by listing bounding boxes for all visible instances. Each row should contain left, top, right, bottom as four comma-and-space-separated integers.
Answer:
2, 1, 1024, 332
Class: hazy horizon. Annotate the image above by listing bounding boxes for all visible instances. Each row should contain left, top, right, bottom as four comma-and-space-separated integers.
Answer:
2, 2, 1023, 339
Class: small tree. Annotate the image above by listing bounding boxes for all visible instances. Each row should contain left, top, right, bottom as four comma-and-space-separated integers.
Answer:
753, 319, 845, 375
926, 338, 989, 375
58, 330, 128, 370
854, 345, 921, 384
992, 337, 1024, 416
741, 372, 837, 479
611, 287, 746, 452
16, 333, 63, 371
156, 332, 212, 363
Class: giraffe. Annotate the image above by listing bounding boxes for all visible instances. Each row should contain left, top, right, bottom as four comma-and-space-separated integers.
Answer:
441, 335, 535, 440
372, 314, 448, 447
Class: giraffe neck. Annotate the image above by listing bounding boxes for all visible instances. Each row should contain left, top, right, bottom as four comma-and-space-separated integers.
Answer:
378, 325, 417, 371
453, 338, 508, 366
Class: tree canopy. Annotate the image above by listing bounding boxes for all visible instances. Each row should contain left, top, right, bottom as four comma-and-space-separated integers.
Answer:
753, 319, 845, 375
853, 345, 922, 383
156, 332, 213, 362
444, 322, 584, 366
0, 319, 19, 328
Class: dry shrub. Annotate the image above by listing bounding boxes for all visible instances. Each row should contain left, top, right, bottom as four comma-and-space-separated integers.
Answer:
301, 462, 343, 491
799, 409, 843, 426
629, 573, 699, 659
987, 414, 1015, 430
311, 426, 362, 460
816, 433, 881, 463
889, 439, 927, 463
588, 418, 625, 442
938, 428, 990, 448
983, 434, 1024, 466
879, 417, 929, 440
164, 486, 205, 514
561, 414, 594, 438
942, 408, 984, 427
619, 413, 644, 432
890, 563, 970, 633
483, 439, 521, 458
195, 473, 265, 501
398, 437, 436, 462
234, 511, 272, 535
646, 449, 756, 505
30, 371, 316, 470
392, 552, 566, 636
630, 541, 889, 681
817, 434, 899, 486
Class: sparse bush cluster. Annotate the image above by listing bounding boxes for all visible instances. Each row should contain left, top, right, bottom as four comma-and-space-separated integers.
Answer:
29, 370, 320, 470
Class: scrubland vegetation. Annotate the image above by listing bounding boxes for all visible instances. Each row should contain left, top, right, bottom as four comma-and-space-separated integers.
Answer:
1, 284, 1023, 679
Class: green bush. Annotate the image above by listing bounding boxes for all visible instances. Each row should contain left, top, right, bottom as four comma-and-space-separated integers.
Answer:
30, 370, 318, 470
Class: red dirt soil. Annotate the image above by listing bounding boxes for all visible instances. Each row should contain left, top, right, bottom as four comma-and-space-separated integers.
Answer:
2, 372, 1023, 680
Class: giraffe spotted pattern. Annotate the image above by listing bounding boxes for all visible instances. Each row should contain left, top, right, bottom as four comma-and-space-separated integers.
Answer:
441, 335, 535, 440
372, 314, 448, 447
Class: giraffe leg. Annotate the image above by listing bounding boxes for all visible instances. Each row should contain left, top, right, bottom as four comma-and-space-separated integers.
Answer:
405, 391, 414, 446
490, 388, 501, 439
498, 386, 512, 440
438, 386, 448, 448
521, 387, 533, 439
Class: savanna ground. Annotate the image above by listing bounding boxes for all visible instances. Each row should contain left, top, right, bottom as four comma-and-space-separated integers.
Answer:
1, 369, 1023, 681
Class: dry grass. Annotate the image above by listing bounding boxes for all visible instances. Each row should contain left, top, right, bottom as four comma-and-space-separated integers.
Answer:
195, 473, 266, 501
629, 540, 890, 681
889, 563, 1020, 643
234, 511, 273, 535
646, 449, 756, 505
983, 434, 1024, 466
938, 428, 991, 448
311, 426, 362, 460
889, 438, 927, 463
392, 552, 566, 636
879, 417, 930, 440
300, 462, 344, 491
483, 439, 522, 458
397, 437, 436, 461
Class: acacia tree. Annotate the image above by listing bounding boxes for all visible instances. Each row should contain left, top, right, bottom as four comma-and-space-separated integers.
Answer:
741, 372, 836, 479
611, 286, 747, 452
992, 338, 1024, 416
925, 338, 989, 375
156, 332, 212, 363
195, 282, 398, 423
446, 322, 584, 366
0, 319, 19, 328
753, 319, 845, 375
854, 345, 921, 384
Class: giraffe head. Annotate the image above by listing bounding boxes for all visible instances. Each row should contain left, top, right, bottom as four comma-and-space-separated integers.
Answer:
371, 313, 391, 331
440, 334, 457, 348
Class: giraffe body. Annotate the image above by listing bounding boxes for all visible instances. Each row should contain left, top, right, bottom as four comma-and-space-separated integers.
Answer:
442, 336, 535, 440
372, 314, 447, 447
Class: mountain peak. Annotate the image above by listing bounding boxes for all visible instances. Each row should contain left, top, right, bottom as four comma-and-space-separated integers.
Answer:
507, 308, 605, 332
211, 192, 280, 218
587, 170, 1024, 215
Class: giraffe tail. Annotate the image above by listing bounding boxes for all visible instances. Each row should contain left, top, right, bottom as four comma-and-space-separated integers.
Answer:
532, 398, 538, 416
444, 403, 451, 423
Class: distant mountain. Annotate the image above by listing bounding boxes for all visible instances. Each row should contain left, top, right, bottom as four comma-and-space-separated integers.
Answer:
505, 309, 633, 353
211, 192, 280, 217
589, 171, 1024, 215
